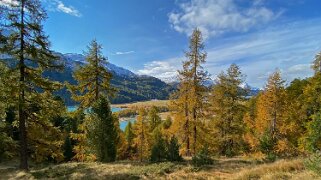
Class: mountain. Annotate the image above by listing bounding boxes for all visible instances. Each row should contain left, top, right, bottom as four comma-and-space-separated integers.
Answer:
60, 53, 137, 77
1, 52, 175, 105
240, 83, 261, 97
48, 53, 175, 105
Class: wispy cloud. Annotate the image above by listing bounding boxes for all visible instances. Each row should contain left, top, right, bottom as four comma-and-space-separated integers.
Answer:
0, 0, 18, 7
138, 18, 321, 87
168, 0, 281, 39
112, 51, 135, 55
137, 60, 179, 82
43, 0, 81, 17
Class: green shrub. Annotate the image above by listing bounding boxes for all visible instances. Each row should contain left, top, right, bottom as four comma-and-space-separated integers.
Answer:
305, 151, 321, 176
150, 128, 167, 162
166, 136, 182, 162
259, 131, 277, 162
192, 146, 213, 167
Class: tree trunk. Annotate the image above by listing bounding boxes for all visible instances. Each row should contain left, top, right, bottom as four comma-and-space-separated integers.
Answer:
95, 46, 99, 100
193, 108, 197, 155
184, 99, 191, 156
18, 0, 28, 171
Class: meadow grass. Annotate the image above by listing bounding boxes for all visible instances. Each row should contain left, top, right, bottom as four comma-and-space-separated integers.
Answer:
112, 100, 169, 109
1, 157, 320, 180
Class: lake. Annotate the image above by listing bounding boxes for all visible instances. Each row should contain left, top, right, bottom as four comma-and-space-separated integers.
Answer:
67, 106, 136, 131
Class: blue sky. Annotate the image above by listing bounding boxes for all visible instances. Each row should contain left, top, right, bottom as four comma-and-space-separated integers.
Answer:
24, 0, 321, 87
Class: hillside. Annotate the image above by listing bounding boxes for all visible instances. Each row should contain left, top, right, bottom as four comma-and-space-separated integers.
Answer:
1, 158, 318, 179
1, 53, 175, 105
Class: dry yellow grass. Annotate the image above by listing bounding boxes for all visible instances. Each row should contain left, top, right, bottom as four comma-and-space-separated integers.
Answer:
1, 157, 319, 180
112, 100, 169, 109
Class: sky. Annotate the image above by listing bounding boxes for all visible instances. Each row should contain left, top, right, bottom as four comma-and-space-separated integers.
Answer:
4, 0, 321, 88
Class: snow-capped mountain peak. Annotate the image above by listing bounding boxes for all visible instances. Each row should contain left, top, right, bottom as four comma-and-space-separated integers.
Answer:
58, 52, 136, 77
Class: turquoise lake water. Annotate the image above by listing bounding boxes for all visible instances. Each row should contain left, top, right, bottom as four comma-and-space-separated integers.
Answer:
67, 106, 136, 131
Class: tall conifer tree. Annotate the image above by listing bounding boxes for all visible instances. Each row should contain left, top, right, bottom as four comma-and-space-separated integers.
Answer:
86, 97, 118, 162
68, 40, 114, 109
247, 70, 288, 157
1, 0, 62, 170
210, 64, 247, 156
133, 108, 150, 161
312, 51, 321, 74
171, 28, 208, 156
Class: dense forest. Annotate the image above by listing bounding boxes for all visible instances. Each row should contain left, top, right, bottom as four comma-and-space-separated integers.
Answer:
1, 0, 321, 176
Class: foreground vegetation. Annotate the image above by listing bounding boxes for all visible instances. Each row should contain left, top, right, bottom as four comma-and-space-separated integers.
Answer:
1, 157, 319, 180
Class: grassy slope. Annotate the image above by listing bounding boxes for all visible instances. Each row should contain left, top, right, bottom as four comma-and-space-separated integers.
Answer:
112, 100, 169, 109
113, 100, 170, 120
1, 158, 319, 180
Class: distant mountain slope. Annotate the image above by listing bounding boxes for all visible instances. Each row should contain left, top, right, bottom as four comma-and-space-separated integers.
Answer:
60, 53, 137, 77
46, 53, 175, 105
1, 52, 175, 105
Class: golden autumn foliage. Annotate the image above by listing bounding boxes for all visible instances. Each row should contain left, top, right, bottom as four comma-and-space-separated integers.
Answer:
170, 29, 209, 156
67, 40, 114, 110
133, 108, 150, 161
210, 64, 247, 156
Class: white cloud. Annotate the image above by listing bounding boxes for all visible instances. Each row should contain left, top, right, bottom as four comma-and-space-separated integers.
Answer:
113, 51, 135, 55
56, 0, 81, 17
0, 0, 19, 7
137, 60, 179, 82
138, 18, 321, 87
286, 64, 311, 74
42, 0, 81, 17
168, 0, 281, 39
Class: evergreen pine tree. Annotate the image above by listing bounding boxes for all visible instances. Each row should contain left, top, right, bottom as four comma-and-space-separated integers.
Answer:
150, 127, 166, 162
1, 0, 63, 170
63, 135, 74, 161
87, 96, 118, 162
166, 136, 182, 162
302, 113, 321, 152
68, 40, 115, 162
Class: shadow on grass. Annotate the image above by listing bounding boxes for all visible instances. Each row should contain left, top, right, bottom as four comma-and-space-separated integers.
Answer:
30, 163, 140, 180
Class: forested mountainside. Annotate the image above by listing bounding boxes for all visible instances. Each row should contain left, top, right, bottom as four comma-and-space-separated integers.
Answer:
45, 52, 175, 105
1, 53, 175, 105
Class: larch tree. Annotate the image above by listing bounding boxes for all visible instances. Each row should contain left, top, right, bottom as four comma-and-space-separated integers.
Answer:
1, 0, 63, 170
171, 28, 208, 156
312, 51, 321, 74
133, 108, 150, 161
170, 80, 192, 156
210, 64, 247, 156
68, 39, 114, 109
243, 94, 260, 152
148, 106, 161, 132
124, 121, 135, 158
255, 70, 288, 156
125, 121, 135, 145
68, 40, 115, 162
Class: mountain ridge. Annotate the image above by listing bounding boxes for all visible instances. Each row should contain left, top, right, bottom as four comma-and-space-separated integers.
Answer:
48, 52, 175, 105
